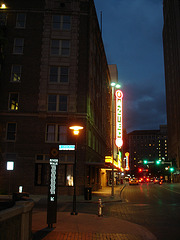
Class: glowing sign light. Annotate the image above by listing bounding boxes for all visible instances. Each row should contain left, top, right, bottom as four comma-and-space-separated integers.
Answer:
49, 159, 58, 200
115, 90, 123, 148
59, 145, 75, 151
125, 152, 130, 171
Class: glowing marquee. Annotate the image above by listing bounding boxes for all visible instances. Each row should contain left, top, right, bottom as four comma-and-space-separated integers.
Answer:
115, 90, 123, 148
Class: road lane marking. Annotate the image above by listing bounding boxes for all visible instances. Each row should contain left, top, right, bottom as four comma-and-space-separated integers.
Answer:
161, 186, 180, 195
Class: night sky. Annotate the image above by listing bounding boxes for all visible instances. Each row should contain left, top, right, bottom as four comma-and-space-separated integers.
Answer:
94, 0, 166, 133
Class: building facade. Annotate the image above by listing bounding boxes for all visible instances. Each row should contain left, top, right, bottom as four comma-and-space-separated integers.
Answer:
0, 0, 112, 195
128, 125, 168, 174
163, 0, 180, 170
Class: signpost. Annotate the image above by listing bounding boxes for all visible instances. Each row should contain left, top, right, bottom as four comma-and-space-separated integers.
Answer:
47, 148, 59, 228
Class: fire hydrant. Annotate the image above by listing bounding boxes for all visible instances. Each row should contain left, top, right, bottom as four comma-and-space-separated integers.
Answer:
98, 198, 103, 217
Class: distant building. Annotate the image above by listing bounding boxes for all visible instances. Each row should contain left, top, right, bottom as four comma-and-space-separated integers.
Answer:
128, 125, 168, 172
0, 0, 112, 195
163, 0, 180, 170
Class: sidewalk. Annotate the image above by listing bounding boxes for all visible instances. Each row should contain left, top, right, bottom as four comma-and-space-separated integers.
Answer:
31, 185, 157, 240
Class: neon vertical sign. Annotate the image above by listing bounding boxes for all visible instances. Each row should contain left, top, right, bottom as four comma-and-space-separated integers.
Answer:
115, 90, 123, 148
125, 152, 130, 171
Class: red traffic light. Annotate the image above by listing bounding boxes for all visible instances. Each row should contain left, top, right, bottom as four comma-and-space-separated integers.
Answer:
138, 168, 142, 172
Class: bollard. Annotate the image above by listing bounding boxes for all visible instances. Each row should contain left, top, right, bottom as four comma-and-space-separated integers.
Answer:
98, 198, 103, 217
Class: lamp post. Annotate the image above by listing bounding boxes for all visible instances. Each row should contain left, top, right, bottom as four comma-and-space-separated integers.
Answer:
69, 125, 83, 215
110, 82, 121, 198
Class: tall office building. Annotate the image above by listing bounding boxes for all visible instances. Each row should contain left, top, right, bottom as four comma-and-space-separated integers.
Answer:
163, 0, 180, 170
0, 0, 112, 195
128, 125, 168, 172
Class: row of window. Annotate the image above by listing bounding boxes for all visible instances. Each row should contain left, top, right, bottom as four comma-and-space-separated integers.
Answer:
0, 12, 71, 30
130, 135, 167, 140
6, 122, 103, 155
35, 153, 74, 186
6, 123, 68, 143
11, 65, 69, 83
5, 153, 74, 187
8, 93, 68, 112
35, 163, 73, 186
13, 38, 70, 56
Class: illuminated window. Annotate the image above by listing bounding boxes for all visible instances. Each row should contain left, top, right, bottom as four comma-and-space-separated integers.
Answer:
46, 124, 67, 143
11, 65, 21, 82
52, 15, 71, 30
49, 66, 69, 83
13, 38, 24, 54
51, 39, 70, 56
16, 13, 26, 28
9, 93, 19, 110
6, 123, 16, 141
66, 165, 73, 186
48, 95, 67, 112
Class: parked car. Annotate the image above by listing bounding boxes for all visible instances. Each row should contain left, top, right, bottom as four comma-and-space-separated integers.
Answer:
129, 178, 139, 185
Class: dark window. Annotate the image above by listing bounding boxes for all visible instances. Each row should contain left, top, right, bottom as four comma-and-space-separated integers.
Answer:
59, 95, 67, 111
16, 13, 26, 28
7, 123, 16, 141
52, 15, 71, 30
48, 95, 57, 111
13, 38, 24, 54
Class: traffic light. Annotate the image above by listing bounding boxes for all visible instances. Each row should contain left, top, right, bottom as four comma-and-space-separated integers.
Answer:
143, 160, 148, 164
138, 168, 142, 172
156, 160, 161, 165
169, 167, 174, 172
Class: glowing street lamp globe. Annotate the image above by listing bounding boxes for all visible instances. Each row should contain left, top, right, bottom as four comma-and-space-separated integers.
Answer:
69, 126, 83, 135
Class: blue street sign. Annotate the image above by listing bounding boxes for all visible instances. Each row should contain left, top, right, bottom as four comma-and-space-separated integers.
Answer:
59, 145, 75, 151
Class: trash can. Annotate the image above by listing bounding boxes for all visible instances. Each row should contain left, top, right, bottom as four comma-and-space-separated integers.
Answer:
84, 187, 92, 200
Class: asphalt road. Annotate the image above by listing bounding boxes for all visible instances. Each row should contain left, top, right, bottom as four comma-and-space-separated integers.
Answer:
103, 183, 180, 240
33, 183, 180, 240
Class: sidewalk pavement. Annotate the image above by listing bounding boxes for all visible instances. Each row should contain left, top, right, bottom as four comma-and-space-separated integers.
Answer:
31, 185, 157, 240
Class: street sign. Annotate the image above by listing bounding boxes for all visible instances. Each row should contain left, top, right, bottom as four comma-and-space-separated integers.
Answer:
47, 157, 58, 227
59, 145, 75, 151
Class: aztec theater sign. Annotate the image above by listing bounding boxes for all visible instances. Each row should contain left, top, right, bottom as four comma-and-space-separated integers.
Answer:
115, 89, 123, 148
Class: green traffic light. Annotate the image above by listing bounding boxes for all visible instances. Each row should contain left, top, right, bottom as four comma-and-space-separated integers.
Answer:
170, 167, 174, 172
156, 160, 161, 165
143, 160, 148, 164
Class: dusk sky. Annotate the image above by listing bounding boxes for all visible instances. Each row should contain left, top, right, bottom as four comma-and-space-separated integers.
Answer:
94, 0, 167, 133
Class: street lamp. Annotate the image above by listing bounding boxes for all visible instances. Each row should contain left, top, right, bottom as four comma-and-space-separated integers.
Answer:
69, 125, 83, 215
110, 82, 121, 198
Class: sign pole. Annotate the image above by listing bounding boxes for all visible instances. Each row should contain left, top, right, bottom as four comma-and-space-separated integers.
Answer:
47, 148, 59, 228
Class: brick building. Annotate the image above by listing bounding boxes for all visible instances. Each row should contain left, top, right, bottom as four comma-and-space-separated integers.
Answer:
0, 0, 111, 195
